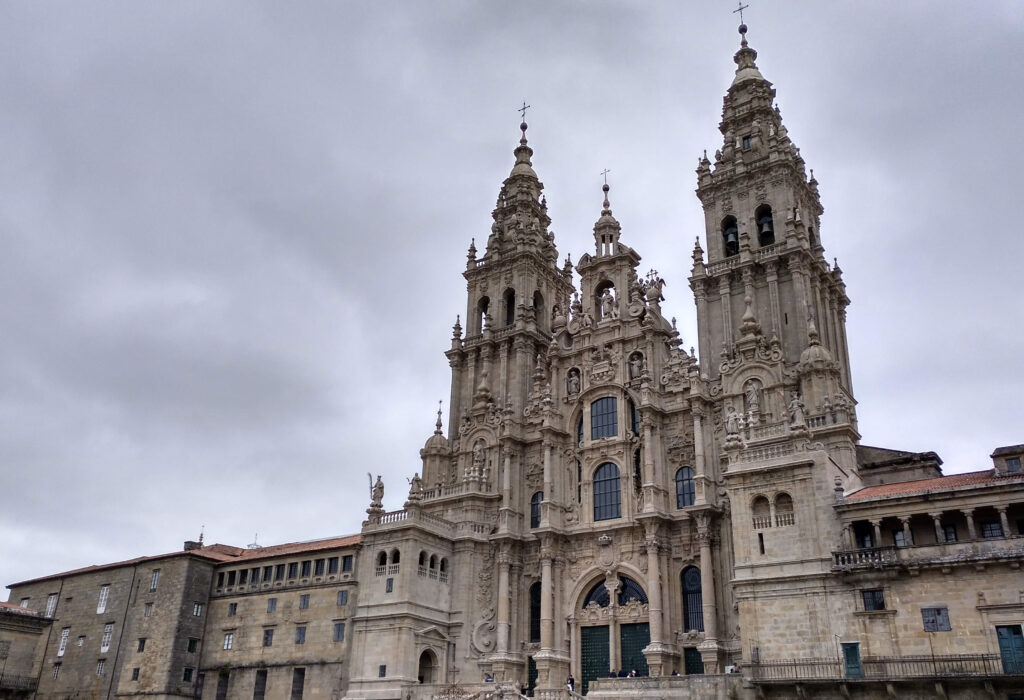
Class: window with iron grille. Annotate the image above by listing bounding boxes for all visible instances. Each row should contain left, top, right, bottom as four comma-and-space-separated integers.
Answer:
862, 589, 886, 611
922, 607, 951, 631
593, 462, 621, 521
590, 397, 618, 439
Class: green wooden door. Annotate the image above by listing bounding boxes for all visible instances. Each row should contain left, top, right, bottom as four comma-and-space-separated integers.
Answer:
683, 647, 704, 675
580, 626, 609, 695
527, 656, 537, 697
841, 642, 863, 679
997, 625, 1024, 674
619, 622, 650, 677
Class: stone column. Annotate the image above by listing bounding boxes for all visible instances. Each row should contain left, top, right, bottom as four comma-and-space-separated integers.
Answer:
693, 408, 706, 479
870, 519, 882, 548
962, 509, 977, 540
842, 525, 853, 550
542, 442, 553, 526
694, 512, 720, 673
718, 276, 733, 348
496, 551, 511, 655
997, 506, 1011, 538
642, 532, 667, 676
765, 261, 782, 335
540, 547, 554, 651
899, 517, 913, 546
930, 513, 944, 543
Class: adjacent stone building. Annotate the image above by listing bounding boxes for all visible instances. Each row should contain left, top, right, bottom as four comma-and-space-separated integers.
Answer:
6, 23, 1024, 700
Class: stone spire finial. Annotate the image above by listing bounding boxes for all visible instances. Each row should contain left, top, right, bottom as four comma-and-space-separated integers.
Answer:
739, 295, 761, 337
593, 181, 622, 257
435, 401, 443, 434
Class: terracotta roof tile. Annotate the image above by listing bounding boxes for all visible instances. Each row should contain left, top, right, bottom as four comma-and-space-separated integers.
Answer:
7, 534, 360, 588
844, 470, 1024, 502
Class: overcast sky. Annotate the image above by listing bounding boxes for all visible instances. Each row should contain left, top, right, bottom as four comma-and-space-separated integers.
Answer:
2, 1, 1022, 589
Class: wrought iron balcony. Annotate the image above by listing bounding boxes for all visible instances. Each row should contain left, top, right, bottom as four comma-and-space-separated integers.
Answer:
0, 673, 38, 692
750, 653, 1014, 682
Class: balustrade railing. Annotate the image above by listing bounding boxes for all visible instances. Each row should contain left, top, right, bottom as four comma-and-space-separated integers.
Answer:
0, 673, 38, 691
752, 515, 772, 529
750, 653, 1006, 681
775, 512, 795, 527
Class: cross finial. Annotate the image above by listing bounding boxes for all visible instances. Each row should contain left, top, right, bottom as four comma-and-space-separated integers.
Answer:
518, 101, 531, 121
600, 169, 611, 185
733, 1, 749, 24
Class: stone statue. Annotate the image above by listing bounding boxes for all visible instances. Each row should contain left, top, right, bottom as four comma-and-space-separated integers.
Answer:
409, 472, 423, 500
788, 393, 806, 427
744, 379, 761, 414
473, 441, 486, 470
725, 405, 741, 435
629, 353, 643, 380
566, 369, 580, 395
370, 475, 384, 508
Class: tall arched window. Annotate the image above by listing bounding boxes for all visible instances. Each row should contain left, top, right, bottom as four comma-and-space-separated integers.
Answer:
529, 582, 541, 642
774, 492, 794, 526
593, 462, 621, 521
756, 205, 775, 247
533, 290, 546, 332
675, 467, 695, 508
591, 397, 618, 439
681, 566, 704, 632
477, 296, 490, 334
752, 496, 771, 529
377, 552, 387, 567
617, 577, 648, 606
530, 491, 543, 529
503, 288, 516, 326
390, 549, 401, 565
722, 216, 739, 257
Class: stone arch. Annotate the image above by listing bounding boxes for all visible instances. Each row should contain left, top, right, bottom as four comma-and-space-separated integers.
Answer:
755, 203, 775, 247
722, 215, 739, 257
389, 549, 401, 565
476, 296, 490, 334
594, 279, 617, 320
417, 648, 438, 684
533, 290, 546, 332
751, 495, 771, 529
376, 551, 388, 567
502, 287, 516, 326
567, 562, 649, 611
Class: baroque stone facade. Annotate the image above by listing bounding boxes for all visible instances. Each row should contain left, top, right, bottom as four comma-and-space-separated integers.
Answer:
6, 25, 1024, 700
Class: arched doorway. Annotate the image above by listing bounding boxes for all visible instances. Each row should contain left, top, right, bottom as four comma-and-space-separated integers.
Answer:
575, 575, 650, 693
417, 649, 438, 684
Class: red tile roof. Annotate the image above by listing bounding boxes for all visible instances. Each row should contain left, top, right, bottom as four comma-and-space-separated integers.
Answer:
0, 600, 41, 616
844, 470, 1024, 502
7, 534, 361, 589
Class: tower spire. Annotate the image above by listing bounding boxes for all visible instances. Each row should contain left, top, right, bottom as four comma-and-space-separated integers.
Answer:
593, 179, 622, 257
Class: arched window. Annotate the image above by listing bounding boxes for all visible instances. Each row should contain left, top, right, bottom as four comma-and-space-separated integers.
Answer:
591, 397, 618, 439
595, 281, 616, 320
377, 552, 387, 567
390, 549, 400, 565
583, 580, 610, 608
756, 205, 775, 247
477, 296, 490, 333
529, 582, 541, 642
752, 496, 771, 529
503, 288, 516, 326
439, 558, 447, 573
593, 462, 621, 521
617, 577, 648, 606
681, 566, 704, 632
418, 551, 426, 567
774, 492, 794, 526
418, 649, 438, 684
722, 216, 739, 257
533, 290, 546, 332
530, 491, 543, 529
675, 467, 695, 508
428, 555, 437, 570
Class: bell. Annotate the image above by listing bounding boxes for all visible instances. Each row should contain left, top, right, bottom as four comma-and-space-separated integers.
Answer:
760, 221, 773, 235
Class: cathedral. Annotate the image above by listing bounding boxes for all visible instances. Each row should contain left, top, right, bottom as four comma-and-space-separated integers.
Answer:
4, 23, 1024, 700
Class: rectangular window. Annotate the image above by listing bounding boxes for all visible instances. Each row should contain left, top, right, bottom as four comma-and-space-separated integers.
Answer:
862, 589, 886, 612
263, 566, 274, 582
217, 573, 225, 588
19, 597, 29, 608
53, 663, 61, 679
215, 671, 230, 700
378, 665, 387, 678
132, 667, 140, 681
267, 598, 277, 613
333, 622, 345, 642
385, 577, 394, 593
287, 563, 299, 579
856, 531, 874, 548
337, 590, 348, 606
187, 638, 199, 653
45, 593, 58, 618
342, 556, 353, 572
97, 585, 110, 614
183, 668, 194, 683
262, 629, 274, 647
193, 602, 203, 617
250, 568, 260, 584
892, 530, 907, 547
96, 659, 106, 677
77, 635, 85, 647
150, 569, 160, 592
742, 135, 751, 149
981, 521, 1004, 538
300, 561, 311, 578
223, 633, 234, 650
238, 569, 248, 585
58, 628, 70, 657
942, 523, 958, 542
1008, 457, 1022, 473
137, 638, 146, 652
253, 669, 268, 700
275, 564, 285, 581
299, 594, 310, 610
100, 623, 114, 652
228, 603, 238, 617
328, 557, 339, 574
295, 626, 306, 644
227, 571, 236, 586
922, 607, 951, 631
290, 668, 305, 700
590, 397, 618, 439
144, 602, 153, 617
314, 559, 325, 576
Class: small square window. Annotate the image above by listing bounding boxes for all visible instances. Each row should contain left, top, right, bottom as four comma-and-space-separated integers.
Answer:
267, 598, 277, 613
892, 530, 907, 548
742, 135, 751, 149
981, 521, 1004, 538
862, 589, 886, 612
263, 629, 274, 647
342, 556, 353, 572
1007, 457, 1022, 473
187, 638, 199, 653
385, 577, 394, 593
77, 636, 85, 647
942, 523, 957, 542
299, 594, 310, 610
131, 667, 140, 681
333, 622, 345, 642
228, 603, 237, 617
183, 668, 194, 683
295, 626, 306, 644
378, 665, 387, 678
922, 607, 951, 631
337, 590, 348, 606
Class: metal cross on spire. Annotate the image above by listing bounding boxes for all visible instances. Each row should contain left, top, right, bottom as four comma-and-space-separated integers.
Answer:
601, 169, 611, 185
518, 101, 531, 121
733, 1, 749, 24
